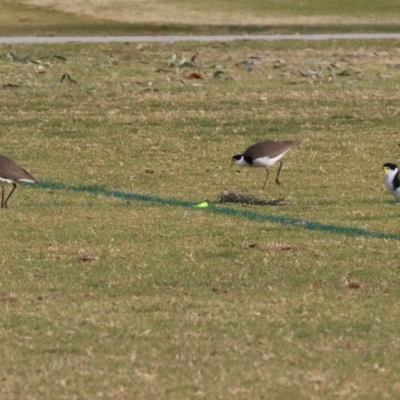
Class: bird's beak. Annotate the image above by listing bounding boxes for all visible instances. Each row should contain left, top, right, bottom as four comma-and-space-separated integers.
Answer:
231, 159, 236, 166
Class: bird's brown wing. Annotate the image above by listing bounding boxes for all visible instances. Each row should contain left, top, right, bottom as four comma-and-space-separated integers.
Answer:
0, 154, 37, 182
244, 141, 300, 160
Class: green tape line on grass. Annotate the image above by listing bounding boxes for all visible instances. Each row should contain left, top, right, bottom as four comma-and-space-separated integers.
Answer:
213, 206, 400, 240
37, 181, 400, 241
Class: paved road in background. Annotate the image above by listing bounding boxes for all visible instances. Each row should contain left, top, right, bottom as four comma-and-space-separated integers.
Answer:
1, 33, 400, 44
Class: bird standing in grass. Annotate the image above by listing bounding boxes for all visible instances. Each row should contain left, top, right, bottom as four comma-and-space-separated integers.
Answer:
232, 140, 300, 189
382, 162, 400, 202
0, 153, 38, 209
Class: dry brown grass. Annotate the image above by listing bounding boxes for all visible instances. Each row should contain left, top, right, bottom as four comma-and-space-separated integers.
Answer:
216, 189, 287, 205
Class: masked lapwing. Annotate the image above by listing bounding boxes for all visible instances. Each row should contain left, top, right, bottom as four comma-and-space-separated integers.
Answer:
232, 140, 300, 189
382, 162, 400, 201
0, 153, 38, 209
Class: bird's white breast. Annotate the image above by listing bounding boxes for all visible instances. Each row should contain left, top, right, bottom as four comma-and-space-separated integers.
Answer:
235, 157, 251, 167
385, 171, 400, 200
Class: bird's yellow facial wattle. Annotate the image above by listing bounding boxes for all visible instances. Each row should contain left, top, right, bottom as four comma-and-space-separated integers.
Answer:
231, 158, 236, 166
383, 166, 389, 175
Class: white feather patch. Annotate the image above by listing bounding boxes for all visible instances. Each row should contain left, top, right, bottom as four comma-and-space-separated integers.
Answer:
0, 177, 16, 184
251, 150, 290, 168
18, 179, 36, 183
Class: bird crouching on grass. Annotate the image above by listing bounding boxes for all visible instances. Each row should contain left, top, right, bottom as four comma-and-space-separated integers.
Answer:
382, 162, 400, 202
231, 140, 300, 189
0, 153, 38, 209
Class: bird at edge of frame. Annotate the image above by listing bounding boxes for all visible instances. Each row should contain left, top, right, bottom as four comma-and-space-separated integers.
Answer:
231, 140, 300, 189
0, 153, 38, 209
382, 162, 400, 202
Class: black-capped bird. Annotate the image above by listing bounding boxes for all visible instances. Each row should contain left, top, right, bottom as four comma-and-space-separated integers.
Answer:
382, 162, 400, 202
232, 140, 300, 189
0, 153, 38, 209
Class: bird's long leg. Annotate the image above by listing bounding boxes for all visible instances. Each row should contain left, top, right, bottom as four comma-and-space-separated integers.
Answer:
262, 168, 270, 189
4, 184, 17, 209
275, 160, 283, 185
1, 186, 4, 208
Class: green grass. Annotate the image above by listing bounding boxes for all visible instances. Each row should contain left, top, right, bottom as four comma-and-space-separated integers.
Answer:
2, 38, 400, 398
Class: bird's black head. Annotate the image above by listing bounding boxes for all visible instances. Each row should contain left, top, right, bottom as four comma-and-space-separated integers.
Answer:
382, 162, 398, 171
231, 154, 242, 166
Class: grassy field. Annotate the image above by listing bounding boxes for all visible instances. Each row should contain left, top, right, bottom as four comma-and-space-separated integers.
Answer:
1, 38, 400, 399
3, 0, 400, 36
